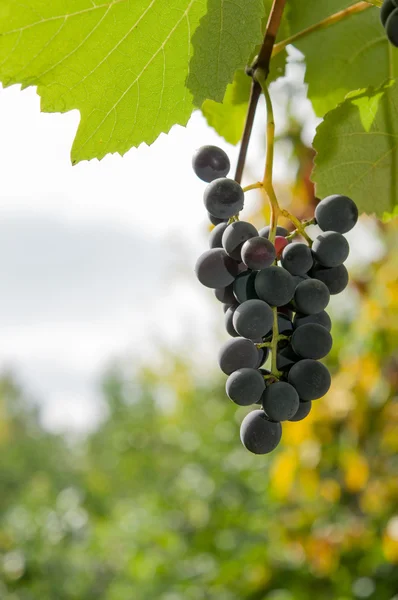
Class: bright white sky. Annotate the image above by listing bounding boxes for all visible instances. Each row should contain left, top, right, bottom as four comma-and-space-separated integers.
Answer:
0, 62, 384, 433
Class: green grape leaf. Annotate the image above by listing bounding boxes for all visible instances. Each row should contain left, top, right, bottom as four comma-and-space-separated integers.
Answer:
312, 80, 398, 220
186, 0, 265, 106
201, 70, 250, 145
0, 0, 208, 163
287, 0, 398, 116
201, 50, 287, 145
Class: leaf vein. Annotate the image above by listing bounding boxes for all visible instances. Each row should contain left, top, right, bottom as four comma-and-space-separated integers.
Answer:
77, 0, 196, 154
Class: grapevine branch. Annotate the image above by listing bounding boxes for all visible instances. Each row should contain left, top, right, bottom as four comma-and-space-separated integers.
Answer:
234, 0, 287, 185
272, 1, 371, 57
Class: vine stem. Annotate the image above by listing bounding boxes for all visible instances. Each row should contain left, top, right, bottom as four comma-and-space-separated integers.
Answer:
272, 1, 371, 57
234, 0, 287, 184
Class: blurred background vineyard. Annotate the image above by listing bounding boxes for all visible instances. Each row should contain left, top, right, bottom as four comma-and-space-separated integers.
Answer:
1, 62, 398, 599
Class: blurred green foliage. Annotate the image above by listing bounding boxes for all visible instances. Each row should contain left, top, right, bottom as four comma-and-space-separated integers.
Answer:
0, 221, 397, 600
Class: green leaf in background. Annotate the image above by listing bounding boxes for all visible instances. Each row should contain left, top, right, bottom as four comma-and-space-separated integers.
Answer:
201, 49, 287, 145
312, 80, 398, 219
202, 70, 250, 145
287, 0, 398, 116
0, 0, 207, 163
186, 0, 265, 106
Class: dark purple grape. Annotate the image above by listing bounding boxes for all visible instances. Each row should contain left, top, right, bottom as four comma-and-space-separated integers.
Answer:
294, 279, 330, 314
193, 145, 230, 182
291, 323, 333, 359
312, 231, 349, 267
255, 266, 295, 307
310, 263, 349, 295
281, 242, 313, 275
222, 221, 258, 260
288, 359, 331, 401
209, 222, 229, 249
204, 178, 244, 219
233, 299, 273, 340
218, 338, 259, 375
241, 236, 276, 270
289, 401, 312, 422
262, 382, 299, 421
233, 271, 259, 303
195, 248, 239, 288
226, 368, 265, 405
240, 410, 282, 454
225, 305, 239, 337
315, 195, 358, 234
214, 284, 236, 305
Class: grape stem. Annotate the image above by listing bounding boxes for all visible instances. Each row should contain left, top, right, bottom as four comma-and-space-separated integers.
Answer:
242, 182, 263, 193
285, 218, 316, 242
271, 308, 282, 378
256, 332, 290, 349
272, 2, 371, 58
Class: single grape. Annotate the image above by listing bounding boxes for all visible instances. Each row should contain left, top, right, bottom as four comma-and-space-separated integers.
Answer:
222, 221, 258, 260
218, 337, 259, 375
226, 368, 265, 405
312, 231, 349, 267
381, 0, 398, 26
310, 263, 349, 295
293, 311, 332, 332
214, 284, 236, 305
288, 359, 331, 401
386, 7, 398, 46
255, 266, 295, 307
262, 381, 300, 421
208, 213, 227, 226
240, 410, 282, 454
315, 195, 358, 234
209, 222, 229, 249
275, 235, 290, 258
195, 248, 239, 288
291, 323, 333, 359
259, 225, 289, 238
289, 400, 312, 422
241, 236, 276, 270
204, 178, 244, 219
276, 345, 300, 372
233, 270, 259, 303
225, 305, 239, 337
294, 279, 330, 314
193, 145, 230, 182
281, 242, 313, 275
233, 299, 274, 340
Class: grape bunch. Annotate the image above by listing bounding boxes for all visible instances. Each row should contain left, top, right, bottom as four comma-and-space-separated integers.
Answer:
381, 0, 398, 46
193, 145, 359, 456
